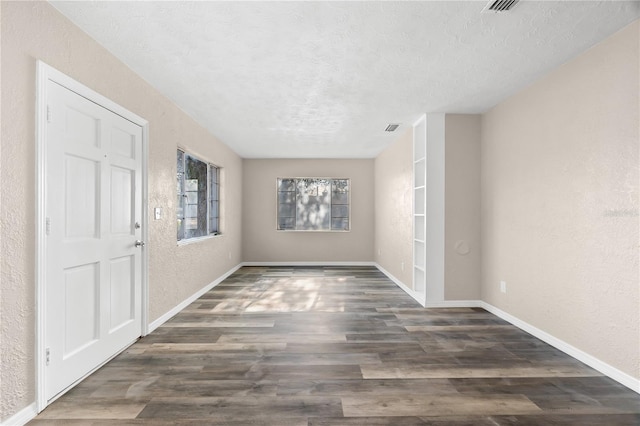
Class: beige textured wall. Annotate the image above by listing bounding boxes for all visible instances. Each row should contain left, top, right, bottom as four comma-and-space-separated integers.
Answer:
1, 2, 242, 420
242, 159, 374, 262
444, 115, 481, 300
374, 128, 413, 288
481, 21, 639, 379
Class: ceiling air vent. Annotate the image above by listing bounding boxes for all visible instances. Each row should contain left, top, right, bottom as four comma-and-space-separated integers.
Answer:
482, 0, 520, 13
385, 124, 400, 132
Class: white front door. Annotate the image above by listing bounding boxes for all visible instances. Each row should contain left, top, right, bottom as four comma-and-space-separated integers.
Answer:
44, 80, 143, 401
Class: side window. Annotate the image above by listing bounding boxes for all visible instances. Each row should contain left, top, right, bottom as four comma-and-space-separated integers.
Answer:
277, 178, 350, 231
209, 165, 220, 234
177, 149, 220, 241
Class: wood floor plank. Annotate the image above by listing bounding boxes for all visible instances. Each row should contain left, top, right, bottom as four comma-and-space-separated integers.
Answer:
309, 417, 435, 425
28, 266, 640, 425
360, 365, 602, 379
276, 378, 458, 397
37, 401, 146, 420
341, 394, 542, 417
140, 342, 287, 353
161, 321, 276, 328
216, 333, 348, 343
257, 352, 382, 365
137, 396, 343, 420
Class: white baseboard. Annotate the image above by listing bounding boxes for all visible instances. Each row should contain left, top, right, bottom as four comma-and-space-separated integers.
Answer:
371, 264, 639, 394
374, 263, 426, 307
480, 301, 640, 394
373, 264, 482, 309
148, 263, 243, 332
424, 300, 482, 308
241, 261, 376, 267
1, 402, 37, 426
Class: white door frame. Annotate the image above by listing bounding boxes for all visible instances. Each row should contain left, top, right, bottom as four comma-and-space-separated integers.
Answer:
35, 61, 149, 412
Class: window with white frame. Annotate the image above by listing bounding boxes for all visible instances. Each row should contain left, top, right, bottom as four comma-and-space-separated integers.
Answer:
177, 149, 220, 241
277, 178, 350, 231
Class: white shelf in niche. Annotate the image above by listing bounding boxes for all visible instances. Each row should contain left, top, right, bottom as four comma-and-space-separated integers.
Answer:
414, 241, 425, 269
412, 114, 427, 305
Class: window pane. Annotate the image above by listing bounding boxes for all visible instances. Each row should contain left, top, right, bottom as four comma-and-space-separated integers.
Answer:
332, 179, 349, 191
185, 178, 198, 192
185, 191, 198, 204
177, 150, 185, 240
332, 218, 349, 231
185, 204, 198, 222
277, 178, 297, 230
210, 182, 218, 201
209, 166, 220, 234
278, 192, 295, 204
278, 178, 295, 192
332, 192, 348, 205
330, 179, 349, 231
332, 179, 349, 205
209, 200, 219, 218
332, 205, 349, 218
278, 217, 295, 230
209, 217, 219, 234
296, 178, 331, 230
277, 177, 349, 232
278, 203, 295, 218
184, 155, 208, 238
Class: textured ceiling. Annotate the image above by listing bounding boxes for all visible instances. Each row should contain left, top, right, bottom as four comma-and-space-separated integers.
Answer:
50, 1, 639, 158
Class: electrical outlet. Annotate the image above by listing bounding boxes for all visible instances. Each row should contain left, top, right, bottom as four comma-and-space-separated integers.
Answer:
500, 281, 507, 293
401, 262, 405, 272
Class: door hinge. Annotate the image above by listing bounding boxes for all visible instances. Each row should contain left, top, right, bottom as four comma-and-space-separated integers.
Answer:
46, 105, 52, 123
45, 217, 51, 236
45, 348, 50, 366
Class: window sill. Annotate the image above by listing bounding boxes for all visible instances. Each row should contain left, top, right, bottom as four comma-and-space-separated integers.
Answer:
177, 233, 223, 246
276, 229, 351, 233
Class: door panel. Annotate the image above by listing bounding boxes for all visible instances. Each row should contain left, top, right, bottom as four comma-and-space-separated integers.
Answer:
110, 127, 135, 158
63, 262, 99, 357
45, 81, 143, 401
110, 167, 133, 235
65, 106, 100, 147
64, 155, 99, 239
109, 255, 135, 331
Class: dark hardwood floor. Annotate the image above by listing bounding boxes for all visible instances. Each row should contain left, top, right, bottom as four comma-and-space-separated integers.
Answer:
30, 266, 640, 425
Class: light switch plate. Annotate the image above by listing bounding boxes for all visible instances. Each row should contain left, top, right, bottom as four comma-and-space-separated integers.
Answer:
154, 207, 162, 220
